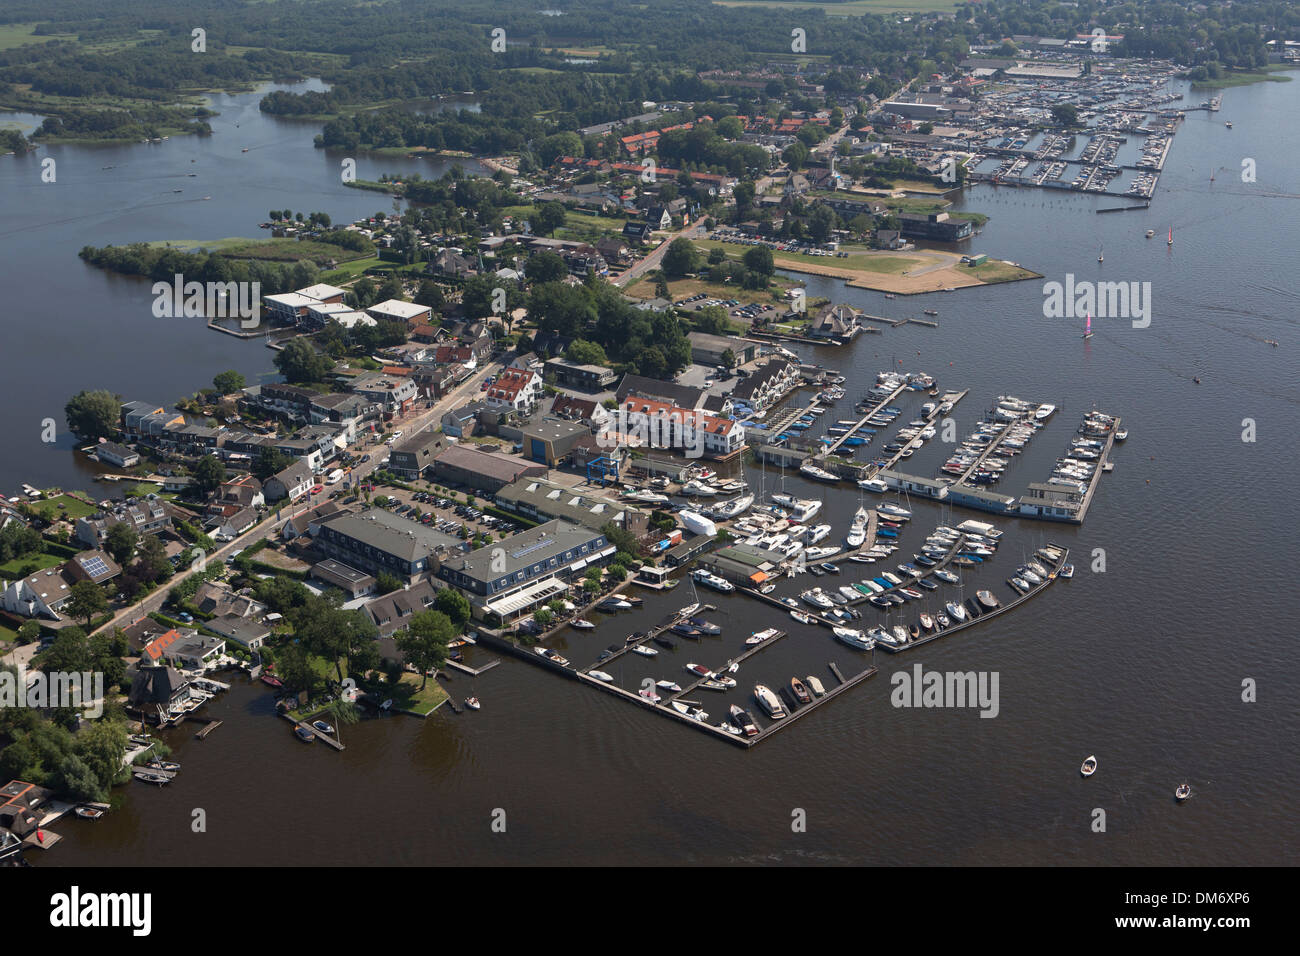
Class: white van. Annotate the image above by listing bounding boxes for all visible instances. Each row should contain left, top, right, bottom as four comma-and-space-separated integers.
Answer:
325, 469, 345, 485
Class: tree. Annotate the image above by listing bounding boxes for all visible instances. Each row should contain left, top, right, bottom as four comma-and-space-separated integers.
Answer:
414, 280, 445, 312
1050, 104, 1079, 127
375, 572, 404, 595
252, 446, 293, 482
274, 337, 333, 384
396, 610, 454, 689
38, 627, 91, 675
16, 620, 41, 645
662, 238, 701, 278
134, 534, 171, 583
707, 246, 726, 266
66, 581, 108, 628
743, 244, 775, 279
192, 454, 226, 496
782, 141, 809, 170
720, 348, 736, 369
435, 588, 471, 630
533, 201, 566, 236
64, 390, 122, 441
213, 370, 245, 394
104, 522, 138, 565
564, 339, 607, 366
525, 251, 567, 285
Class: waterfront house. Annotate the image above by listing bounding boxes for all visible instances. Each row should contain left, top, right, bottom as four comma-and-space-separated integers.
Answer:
74, 496, 172, 549
363, 581, 440, 637
94, 440, 140, 468
349, 373, 417, 416
436, 519, 614, 625
205, 615, 271, 651
128, 664, 202, 721
730, 359, 800, 411
0, 780, 52, 844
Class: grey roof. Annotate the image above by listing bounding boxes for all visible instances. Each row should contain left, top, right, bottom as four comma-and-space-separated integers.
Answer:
128, 665, 189, 705
434, 444, 538, 483
364, 581, 440, 634
439, 518, 601, 581
318, 509, 461, 562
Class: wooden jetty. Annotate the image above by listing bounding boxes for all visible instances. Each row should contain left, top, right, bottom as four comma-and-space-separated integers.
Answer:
443, 657, 499, 677
194, 719, 222, 739
867, 388, 968, 473
282, 714, 345, 750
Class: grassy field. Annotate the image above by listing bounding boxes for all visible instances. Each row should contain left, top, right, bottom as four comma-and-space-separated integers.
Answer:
0, 23, 68, 50
1189, 69, 1294, 89
39, 493, 98, 519
712, 0, 963, 14
0, 547, 66, 579
147, 236, 371, 266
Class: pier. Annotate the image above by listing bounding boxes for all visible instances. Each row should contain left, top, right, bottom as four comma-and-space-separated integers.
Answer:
871, 547, 1069, 653
867, 389, 969, 472
823, 379, 909, 456
281, 714, 345, 749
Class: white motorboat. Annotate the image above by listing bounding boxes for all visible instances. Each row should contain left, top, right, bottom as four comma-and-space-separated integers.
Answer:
655, 680, 682, 693
679, 510, 718, 537
753, 684, 787, 719
747, 627, 779, 645
790, 610, 817, 625
1174, 783, 1191, 801
857, 478, 888, 493
671, 701, 708, 721
589, 670, 614, 682
638, 688, 662, 704
631, 645, 658, 657
946, 602, 968, 622
571, 618, 595, 629
682, 479, 721, 496
790, 499, 822, 523
832, 626, 875, 651
623, 488, 670, 504
805, 676, 826, 697
801, 589, 835, 610
806, 524, 831, 544
1081, 755, 1098, 777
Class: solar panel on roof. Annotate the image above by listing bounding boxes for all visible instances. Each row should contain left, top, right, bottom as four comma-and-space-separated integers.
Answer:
80, 556, 110, 577
510, 536, 554, 559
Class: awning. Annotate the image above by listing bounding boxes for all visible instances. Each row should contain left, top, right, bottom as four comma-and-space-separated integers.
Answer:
484, 578, 570, 618
569, 559, 589, 571
596, 546, 617, 559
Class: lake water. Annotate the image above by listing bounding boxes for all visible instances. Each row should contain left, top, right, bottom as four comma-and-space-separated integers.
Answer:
7, 75, 1298, 866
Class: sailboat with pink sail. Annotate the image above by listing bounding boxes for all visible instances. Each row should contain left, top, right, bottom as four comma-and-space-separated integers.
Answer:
1082, 312, 1093, 340
1167, 225, 1173, 246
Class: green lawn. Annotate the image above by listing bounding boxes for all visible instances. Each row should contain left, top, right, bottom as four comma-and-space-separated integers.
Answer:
0, 23, 68, 50
0, 547, 66, 578
39, 494, 98, 520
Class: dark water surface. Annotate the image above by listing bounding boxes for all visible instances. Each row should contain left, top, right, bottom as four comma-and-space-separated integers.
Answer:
6, 76, 1297, 865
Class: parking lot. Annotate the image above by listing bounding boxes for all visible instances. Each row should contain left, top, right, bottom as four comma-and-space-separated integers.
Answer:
365, 485, 528, 541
